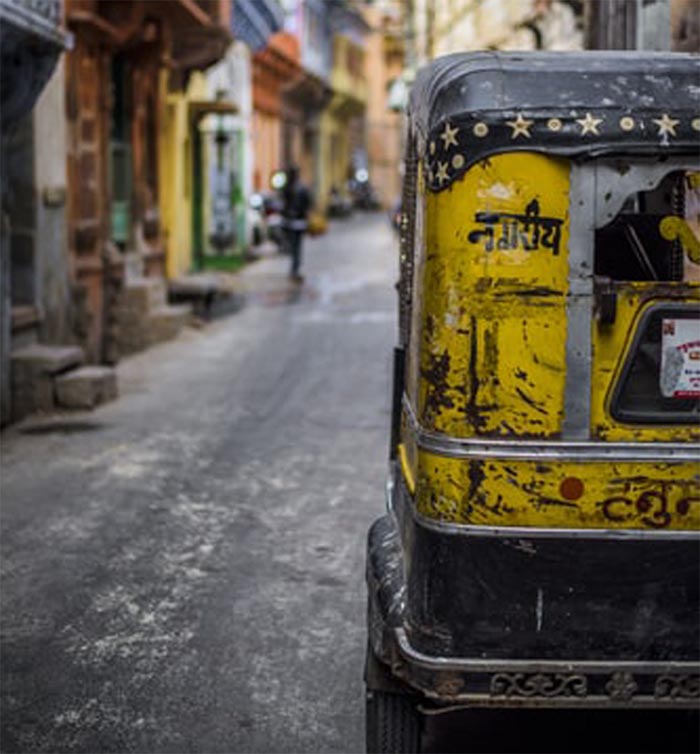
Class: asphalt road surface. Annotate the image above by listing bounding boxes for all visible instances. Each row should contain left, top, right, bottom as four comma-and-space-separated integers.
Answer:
1, 214, 698, 754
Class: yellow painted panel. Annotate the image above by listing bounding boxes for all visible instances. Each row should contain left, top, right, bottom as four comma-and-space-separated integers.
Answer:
413, 450, 700, 532
416, 153, 571, 438
159, 72, 209, 278
590, 286, 700, 442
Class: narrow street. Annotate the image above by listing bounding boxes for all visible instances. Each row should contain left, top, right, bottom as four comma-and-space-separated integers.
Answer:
2, 214, 698, 754
3, 2, 698, 753
1, 214, 396, 753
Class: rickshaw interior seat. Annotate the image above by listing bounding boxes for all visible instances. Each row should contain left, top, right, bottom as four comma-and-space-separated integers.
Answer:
595, 215, 674, 281
594, 170, 689, 282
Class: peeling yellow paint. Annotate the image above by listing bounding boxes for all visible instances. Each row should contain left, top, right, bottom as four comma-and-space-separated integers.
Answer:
400, 152, 699, 532
415, 153, 570, 438
413, 450, 700, 531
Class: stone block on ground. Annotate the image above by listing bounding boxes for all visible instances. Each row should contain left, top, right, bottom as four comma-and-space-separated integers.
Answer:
168, 274, 220, 298
168, 273, 243, 319
11, 344, 84, 375
11, 305, 41, 350
55, 366, 118, 410
116, 276, 172, 356
169, 276, 218, 317
148, 304, 192, 345
10, 344, 85, 420
115, 317, 151, 356
119, 277, 167, 316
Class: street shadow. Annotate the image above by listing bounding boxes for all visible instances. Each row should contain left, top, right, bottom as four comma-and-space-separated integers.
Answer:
422, 707, 700, 753
247, 283, 319, 308
17, 419, 107, 435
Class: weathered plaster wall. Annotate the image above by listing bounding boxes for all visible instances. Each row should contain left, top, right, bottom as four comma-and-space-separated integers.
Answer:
34, 58, 72, 345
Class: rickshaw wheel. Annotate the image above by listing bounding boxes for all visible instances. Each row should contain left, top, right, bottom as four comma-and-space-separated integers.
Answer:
365, 689, 421, 754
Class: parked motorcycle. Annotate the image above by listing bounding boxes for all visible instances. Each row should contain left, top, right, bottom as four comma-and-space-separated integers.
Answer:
249, 191, 285, 250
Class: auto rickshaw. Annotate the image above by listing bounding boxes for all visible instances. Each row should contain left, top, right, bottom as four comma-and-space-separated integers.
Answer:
365, 51, 700, 753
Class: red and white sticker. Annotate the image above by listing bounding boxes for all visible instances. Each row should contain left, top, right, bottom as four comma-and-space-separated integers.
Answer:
660, 318, 700, 398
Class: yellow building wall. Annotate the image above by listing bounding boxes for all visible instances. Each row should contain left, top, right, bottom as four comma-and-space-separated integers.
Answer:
317, 110, 333, 212
159, 71, 210, 278
319, 110, 361, 213
317, 34, 368, 212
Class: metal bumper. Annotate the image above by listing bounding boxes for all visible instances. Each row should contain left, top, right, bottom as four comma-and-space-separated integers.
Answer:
366, 482, 700, 709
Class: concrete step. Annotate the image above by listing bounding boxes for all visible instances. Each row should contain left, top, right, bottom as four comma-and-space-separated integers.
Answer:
11, 306, 41, 350
168, 273, 243, 318
55, 366, 118, 410
11, 325, 40, 351
120, 277, 167, 316
11, 344, 84, 374
116, 276, 171, 356
148, 304, 192, 345
10, 344, 85, 421
146, 277, 167, 309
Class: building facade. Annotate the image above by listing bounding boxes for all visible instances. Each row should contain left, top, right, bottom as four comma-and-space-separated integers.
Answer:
318, 3, 369, 211
407, 0, 583, 68
205, 41, 256, 258
585, 0, 699, 51
252, 31, 301, 192
278, 0, 332, 197
63, 0, 231, 360
363, 2, 404, 209
1, 0, 72, 425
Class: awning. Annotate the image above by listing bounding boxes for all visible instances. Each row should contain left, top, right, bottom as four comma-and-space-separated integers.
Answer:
0, 0, 73, 49
189, 99, 238, 129
231, 0, 284, 52
1, 1, 72, 129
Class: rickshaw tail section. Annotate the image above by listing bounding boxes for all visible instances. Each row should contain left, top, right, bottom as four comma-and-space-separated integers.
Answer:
365, 52, 700, 748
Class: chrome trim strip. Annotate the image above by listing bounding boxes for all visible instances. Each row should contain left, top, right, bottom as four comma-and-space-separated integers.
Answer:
403, 396, 700, 463
413, 506, 700, 541
564, 163, 595, 439
417, 698, 700, 710
395, 628, 700, 675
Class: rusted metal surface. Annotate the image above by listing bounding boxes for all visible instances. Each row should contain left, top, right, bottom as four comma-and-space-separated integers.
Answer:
408, 52, 700, 192
366, 505, 700, 711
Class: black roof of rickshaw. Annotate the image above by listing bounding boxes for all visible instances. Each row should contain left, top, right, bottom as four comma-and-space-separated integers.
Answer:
409, 52, 700, 191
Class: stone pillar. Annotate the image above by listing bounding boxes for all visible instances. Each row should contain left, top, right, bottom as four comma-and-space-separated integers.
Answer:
34, 58, 72, 346
65, 35, 109, 363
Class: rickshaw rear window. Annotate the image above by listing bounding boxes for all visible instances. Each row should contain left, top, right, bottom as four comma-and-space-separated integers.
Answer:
611, 305, 700, 424
595, 171, 699, 283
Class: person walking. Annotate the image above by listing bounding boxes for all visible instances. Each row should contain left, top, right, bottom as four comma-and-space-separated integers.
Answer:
281, 165, 312, 283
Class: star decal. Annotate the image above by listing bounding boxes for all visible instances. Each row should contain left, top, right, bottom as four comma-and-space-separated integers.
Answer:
435, 162, 449, 185
576, 112, 604, 136
439, 122, 459, 148
653, 113, 679, 138
506, 113, 533, 140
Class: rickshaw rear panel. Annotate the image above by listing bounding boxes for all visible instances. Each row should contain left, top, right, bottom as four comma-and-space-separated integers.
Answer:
365, 51, 700, 752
